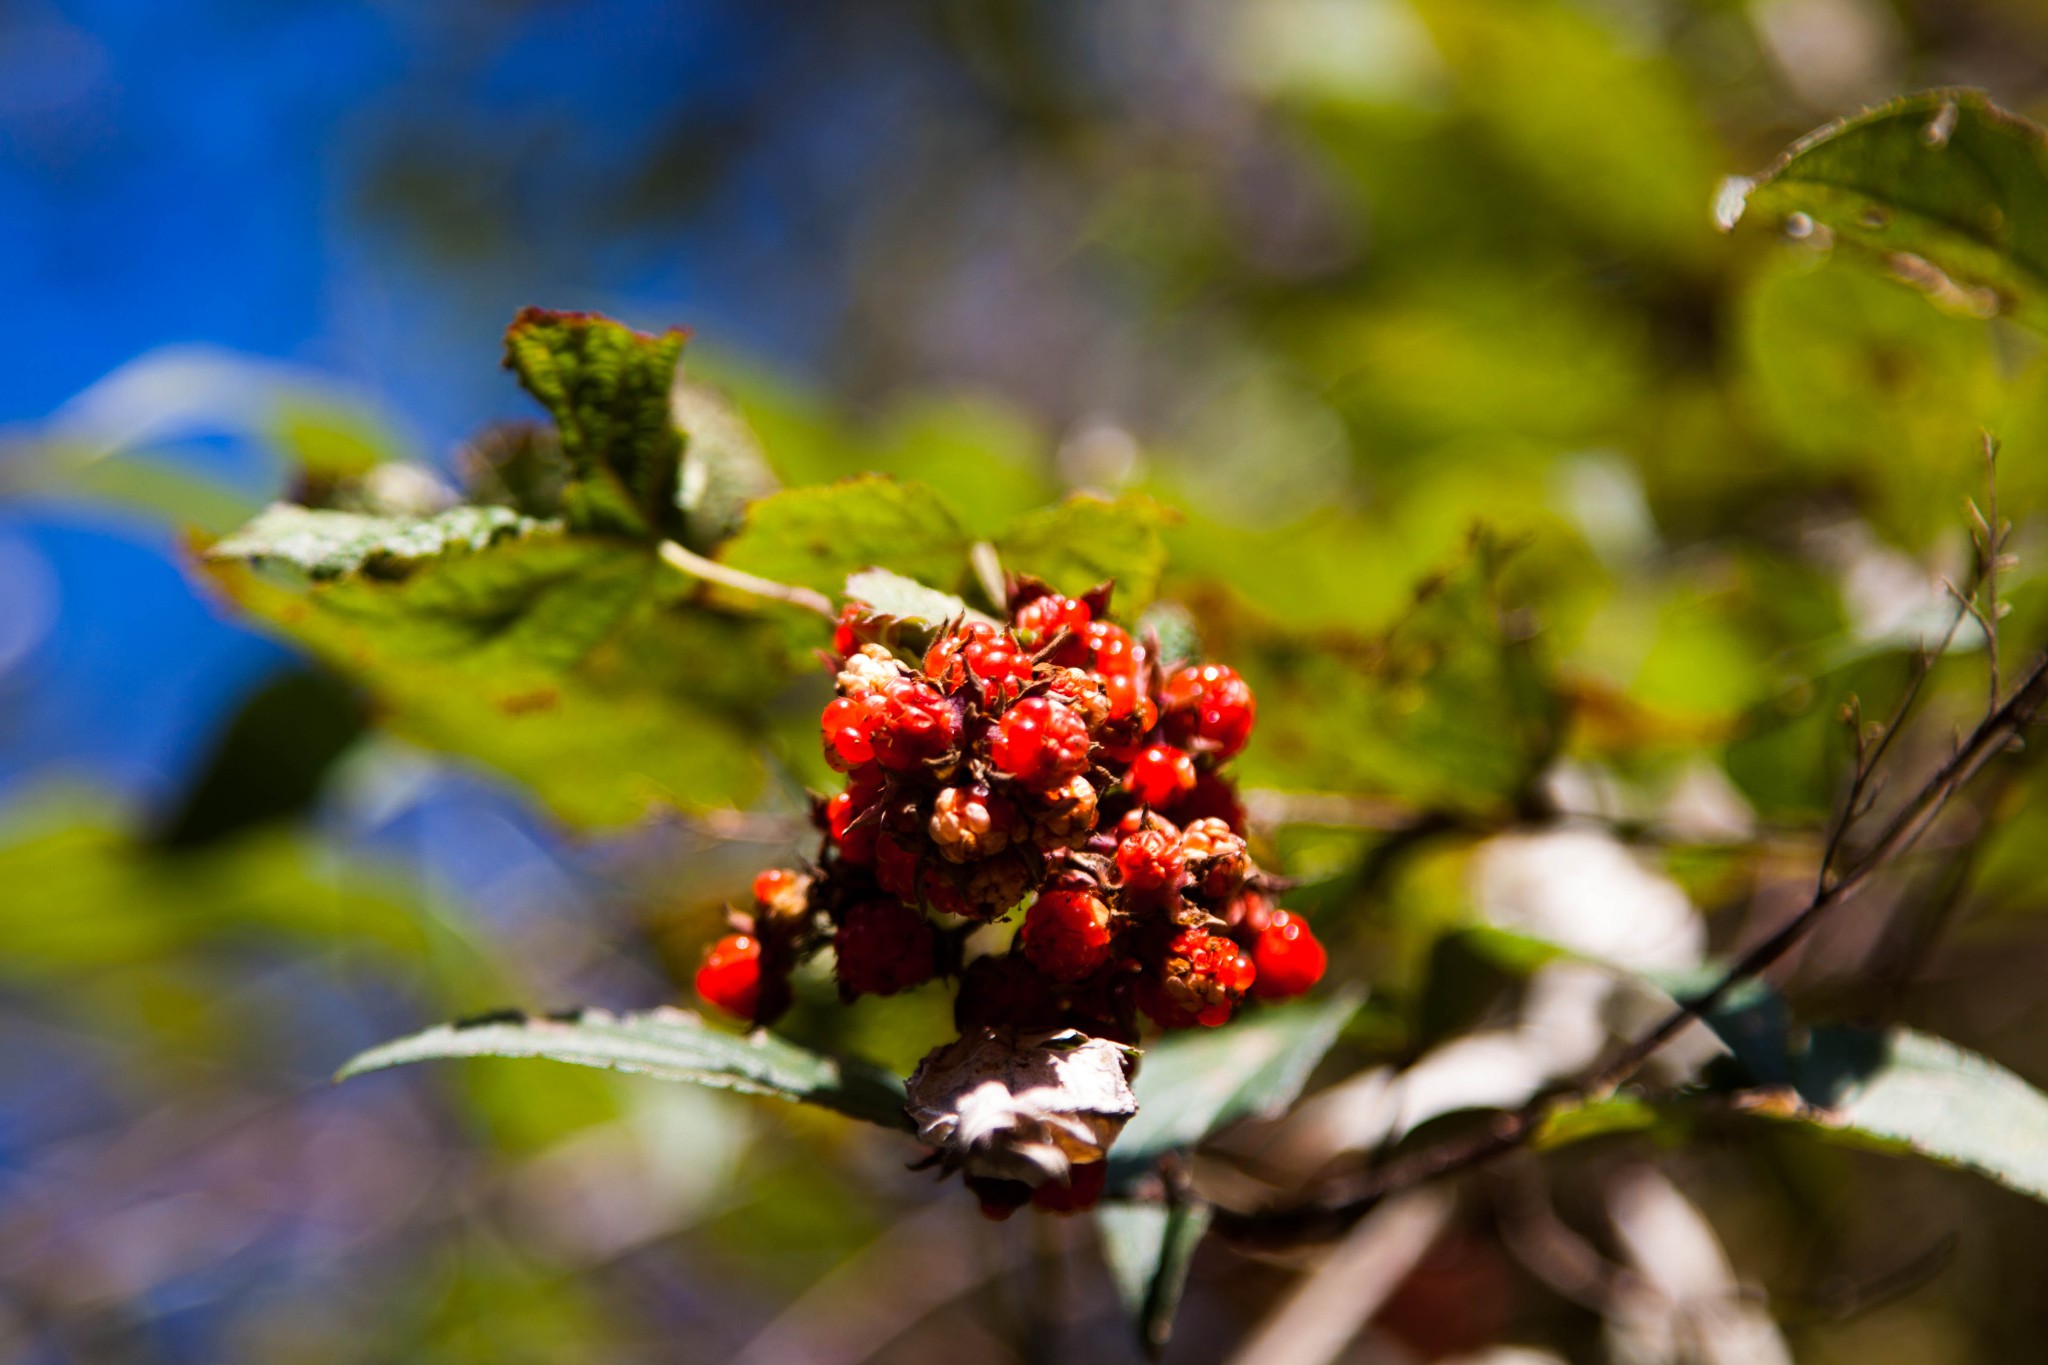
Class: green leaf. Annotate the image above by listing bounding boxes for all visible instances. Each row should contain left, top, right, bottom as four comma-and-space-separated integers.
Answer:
502, 308, 688, 537
844, 568, 996, 632
1111, 987, 1364, 1184
338, 1006, 912, 1131
1098, 1199, 1213, 1359
208, 535, 775, 827
1724, 90, 2048, 328
672, 378, 779, 551
1727, 1025, 2048, 1205
207, 503, 545, 581
719, 475, 972, 598
995, 493, 1173, 609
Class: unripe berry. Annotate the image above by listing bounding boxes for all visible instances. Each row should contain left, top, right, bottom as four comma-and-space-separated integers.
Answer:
696, 933, 764, 1020
1180, 817, 1249, 901
929, 784, 1017, 863
957, 854, 1037, 919
1115, 825, 1186, 897
820, 695, 876, 771
1160, 663, 1256, 759
835, 643, 905, 698
1030, 773, 1100, 847
1251, 910, 1327, 1000
869, 678, 961, 771
991, 696, 1093, 788
834, 899, 937, 997
1138, 928, 1256, 1029
1126, 743, 1197, 807
1021, 890, 1114, 982
751, 868, 813, 925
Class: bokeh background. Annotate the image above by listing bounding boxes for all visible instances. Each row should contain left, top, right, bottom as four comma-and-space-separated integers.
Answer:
9, 1, 2048, 1361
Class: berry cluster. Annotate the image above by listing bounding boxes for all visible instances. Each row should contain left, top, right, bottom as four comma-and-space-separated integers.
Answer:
695, 577, 1327, 1209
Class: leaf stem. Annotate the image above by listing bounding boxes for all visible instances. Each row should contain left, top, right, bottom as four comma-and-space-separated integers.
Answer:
658, 539, 837, 619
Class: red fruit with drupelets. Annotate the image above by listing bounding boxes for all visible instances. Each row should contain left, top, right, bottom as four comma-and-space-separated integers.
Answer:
1252, 910, 1327, 1000
1012, 593, 1092, 663
874, 833, 922, 901
1180, 817, 1249, 901
827, 789, 879, 867
820, 695, 876, 771
1138, 928, 1256, 1029
1021, 889, 1114, 982
832, 603, 877, 659
696, 933, 764, 1020
991, 696, 1093, 788
834, 899, 937, 997
864, 678, 961, 771
1031, 1159, 1108, 1214
1167, 769, 1247, 833
1126, 743, 1197, 808
1115, 825, 1186, 897
1081, 619, 1143, 679
1160, 663, 1256, 759
924, 622, 1032, 703
751, 868, 812, 925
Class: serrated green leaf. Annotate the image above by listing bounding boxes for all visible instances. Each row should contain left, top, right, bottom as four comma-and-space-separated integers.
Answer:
207, 535, 775, 827
719, 475, 972, 599
672, 378, 779, 551
208, 503, 545, 581
338, 1006, 912, 1131
503, 308, 688, 537
995, 493, 1172, 609
1110, 987, 1363, 1185
1098, 1199, 1213, 1359
844, 568, 995, 632
1725, 90, 2048, 328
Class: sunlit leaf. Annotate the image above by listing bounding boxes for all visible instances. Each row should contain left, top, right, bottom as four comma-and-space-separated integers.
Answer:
339, 1006, 912, 1131
208, 503, 546, 580
1725, 89, 2048, 328
503, 308, 688, 537
844, 567, 994, 632
718, 474, 972, 598
672, 378, 779, 551
996, 493, 1173, 609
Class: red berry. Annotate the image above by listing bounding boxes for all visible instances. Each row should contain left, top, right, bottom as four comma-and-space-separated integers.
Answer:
1180, 817, 1249, 901
1138, 928, 1256, 1029
1031, 1159, 1108, 1214
868, 678, 961, 771
820, 695, 877, 771
1021, 890, 1113, 982
991, 696, 1093, 788
1126, 743, 1197, 807
874, 833, 922, 900
1012, 593, 1092, 658
1166, 770, 1246, 833
753, 868, 797, 905
1160, 663, 1256, 759
696, 933, 764, 1020
1115, 826, 1185, 897
833, 603, 876, 658
1252, 910, 1327, 1000
834, 899, 937, 997
924, 622, 1032, 703
1082, 619, 1143, 679
827, 789, 879, 866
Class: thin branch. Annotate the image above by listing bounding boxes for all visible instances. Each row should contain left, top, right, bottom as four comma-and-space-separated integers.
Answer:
658, 539, 837, 620
1216, 648, 2048, 1245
